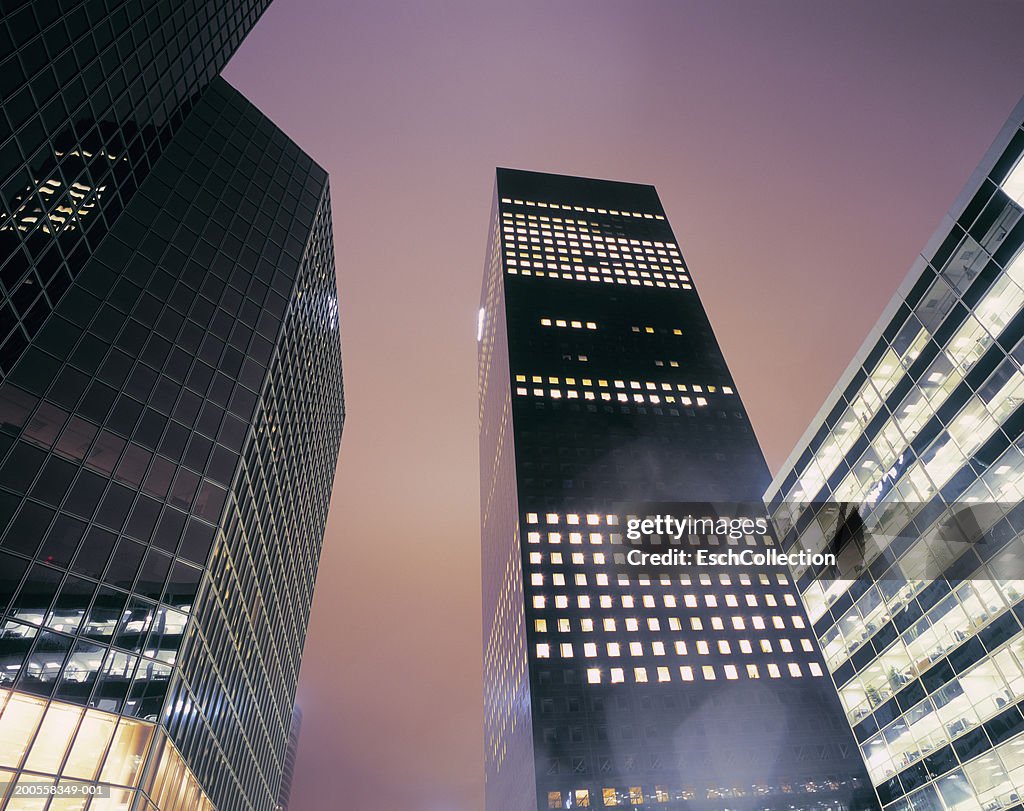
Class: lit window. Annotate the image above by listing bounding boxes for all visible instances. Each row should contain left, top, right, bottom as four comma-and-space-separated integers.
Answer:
739, 640, 752, 653
732, 617, 745, 630
691, 618, 703, 631
634, 668, 648, 683
801, 639, 814, 652
578, 596, 590, 608
625, 618, 639, 632
584, 643, 597, 657
581, 618, 594, 632
747, 664, 760, 679
767, 664, 781, 678
611, 668, 624, 684
675, 641, 687, 655
696, 641, 709, 655
622, 596, 634, 608
533, 596, 545, 609
652, 642, 665, 656
587, 669, 601, 684
718, 641, 731, 655
529, 552, 542, 564
702, 665, 716, 680
809, 663, 824, 677
560, 643, 573, 658
724, 665, 739, 680
788, 663, 802, 677
537, 644, 550, 658
535, 619, 547, 632
647, 618, 660, 631
608, 643, 621, 657
680, 666, 694, 681
531, 573, 543, 586
527, 513, 538, 524
555, 596, 568, 608
604, 618, 616, 632
658, 666, 671, 682
629, 642, 643, 656
558, 619, 570, 632
780, 639, 793, 653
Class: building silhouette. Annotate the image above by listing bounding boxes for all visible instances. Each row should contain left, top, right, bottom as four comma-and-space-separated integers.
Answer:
766, 99, 1024, 811
0, 4, 343, 811
478, 168, 875, 811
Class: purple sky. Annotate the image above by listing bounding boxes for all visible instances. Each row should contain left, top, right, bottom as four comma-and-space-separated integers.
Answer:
222, 2, 1024, 808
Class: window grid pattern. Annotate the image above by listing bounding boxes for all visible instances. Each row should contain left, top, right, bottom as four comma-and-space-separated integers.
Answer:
480, 195, 538, 811
481, 169, 875, 811
0, 0, 271, 376
0, 78, 342, 811
767, 109, 1024, 811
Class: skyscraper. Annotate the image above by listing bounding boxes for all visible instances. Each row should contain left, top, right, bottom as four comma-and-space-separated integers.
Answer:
765, 99, 1024, 811
478, 168, 874, 811
0, 6, 344, 811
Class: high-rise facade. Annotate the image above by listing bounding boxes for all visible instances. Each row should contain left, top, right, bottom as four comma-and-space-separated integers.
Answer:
478, 168, 875, 811
765, 99, 1024, 811
275, 706, 301, 811
0, 5, 344, 811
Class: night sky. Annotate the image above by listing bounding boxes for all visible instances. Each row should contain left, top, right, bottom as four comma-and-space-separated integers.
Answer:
221, 2, 1024, 809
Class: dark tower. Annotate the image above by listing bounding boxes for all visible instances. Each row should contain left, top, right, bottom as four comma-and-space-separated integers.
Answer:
479, 168, 874, 811
0, 6, 344, 811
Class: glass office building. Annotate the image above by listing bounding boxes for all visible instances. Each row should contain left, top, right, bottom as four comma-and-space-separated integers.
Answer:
0, 5, 344, 811
479, 168, 875, 811
275, 706, 301, 811
765, 99, 1024, 811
